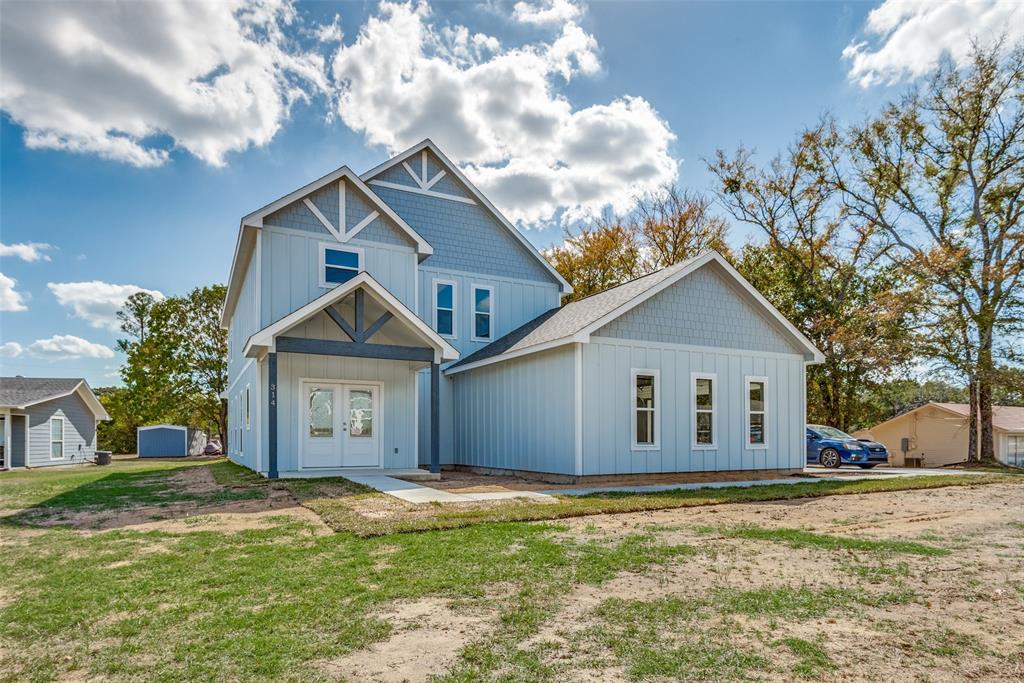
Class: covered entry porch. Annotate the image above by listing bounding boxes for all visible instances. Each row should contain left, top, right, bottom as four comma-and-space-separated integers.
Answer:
245, 273, 458, 478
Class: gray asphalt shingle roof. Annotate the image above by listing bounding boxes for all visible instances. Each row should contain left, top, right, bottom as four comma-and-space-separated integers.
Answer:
451, 257, 696, 369
0, 377, 84, 407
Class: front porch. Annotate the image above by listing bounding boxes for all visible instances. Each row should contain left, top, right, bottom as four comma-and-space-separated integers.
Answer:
244, 272, 459, 478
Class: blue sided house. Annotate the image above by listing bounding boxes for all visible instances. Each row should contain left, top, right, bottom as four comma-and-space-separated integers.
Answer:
220, 140, 824, 481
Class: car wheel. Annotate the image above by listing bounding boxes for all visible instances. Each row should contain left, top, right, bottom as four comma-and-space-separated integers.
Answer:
858, 464, 876, 470
819, 448, 841, 469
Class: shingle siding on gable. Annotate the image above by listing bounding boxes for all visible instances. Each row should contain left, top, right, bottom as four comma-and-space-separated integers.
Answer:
264, 182, 415, 248
370, 184, 557, 283
595, 264, 805, 356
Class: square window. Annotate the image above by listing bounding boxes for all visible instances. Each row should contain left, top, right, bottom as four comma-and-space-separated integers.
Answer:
321, 245, 361, 287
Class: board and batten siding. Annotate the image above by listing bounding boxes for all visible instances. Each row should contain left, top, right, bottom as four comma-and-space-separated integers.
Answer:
260, 225, 418, 328
581, 338, 805, 475
227, 358, 261, 471
451, 346, 576, 475
417, 266, 560, 356
24, 394, 97, 467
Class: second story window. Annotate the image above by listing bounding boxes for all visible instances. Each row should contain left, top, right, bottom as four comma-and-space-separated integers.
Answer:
434, 280, 456, 338
319, 243, 363, 287
472, 285, 493, 341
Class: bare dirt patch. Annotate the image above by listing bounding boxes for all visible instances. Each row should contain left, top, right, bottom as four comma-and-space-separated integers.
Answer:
315, 598, 498, 682
536, 482, 1024, 681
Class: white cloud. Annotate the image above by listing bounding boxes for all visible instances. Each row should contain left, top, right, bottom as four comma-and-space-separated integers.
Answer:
26, 335, 115, 360
513, 0, 581, 26
0, 242, 53, 262
843, 0, 1024, 87
0, 0, 328, 167
48, 281, 164, 331
0, 342, 24, 358
329, 1, 677, 224
314, 14, 344, 43
0, 273, 28, 312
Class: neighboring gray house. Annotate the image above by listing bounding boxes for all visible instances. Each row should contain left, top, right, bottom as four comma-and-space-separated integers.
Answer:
220, 139, 823, 481
0, 377, 110, 469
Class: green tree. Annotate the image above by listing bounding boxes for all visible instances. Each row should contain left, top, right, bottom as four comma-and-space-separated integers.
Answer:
709, 125, 921, 431
840, 40, 1024, 461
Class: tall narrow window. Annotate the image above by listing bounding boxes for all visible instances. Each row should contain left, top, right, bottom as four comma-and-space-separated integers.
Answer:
245, 386, 251, 430
631, 369, 659, 450
693, 373, 716, 448
50, 417, 64, 459
746, 377, 767, 448
319, 243, 363, 287
434, 280, 456, 337
472, 285, 493, 341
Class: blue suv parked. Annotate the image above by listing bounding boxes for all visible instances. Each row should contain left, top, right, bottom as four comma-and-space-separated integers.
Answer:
806, 425, 889, 469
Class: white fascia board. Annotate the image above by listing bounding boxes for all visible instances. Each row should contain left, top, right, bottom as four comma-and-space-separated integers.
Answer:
443, 336, 575, 375
18, 380, 111, 421
244, 272, 458, 361
360, 138, 573, 294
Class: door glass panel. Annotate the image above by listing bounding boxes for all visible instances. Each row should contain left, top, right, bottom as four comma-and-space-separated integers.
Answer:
309, 388, 334, 437
349, 389, 373, 438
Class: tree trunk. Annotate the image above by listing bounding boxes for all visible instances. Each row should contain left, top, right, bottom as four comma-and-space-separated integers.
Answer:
967, 376, 978, 463
978, 335, 996, 462
219, 398, 228, 454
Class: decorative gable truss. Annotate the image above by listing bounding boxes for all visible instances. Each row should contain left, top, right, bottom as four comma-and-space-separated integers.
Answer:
240, 166, 433, 255
367, 148, 477, 205
303, 178, 380, 242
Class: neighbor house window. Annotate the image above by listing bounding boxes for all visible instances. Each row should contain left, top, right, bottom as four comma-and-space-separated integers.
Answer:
1008, 435, 1024, 468
746, 376, 768, 448
245, 386, 251, 430
319, 243, 363, 287
50, 417, 64, 459
631, 369, 659, 450
472, 285, 493, 341
434, 280, 456, 337
693, 373, 716, 448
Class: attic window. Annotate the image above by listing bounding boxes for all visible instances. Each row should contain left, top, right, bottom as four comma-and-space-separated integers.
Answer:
319, 243, 363, 288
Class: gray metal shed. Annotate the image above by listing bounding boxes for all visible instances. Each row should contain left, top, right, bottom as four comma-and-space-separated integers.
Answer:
137, 425, 188, 457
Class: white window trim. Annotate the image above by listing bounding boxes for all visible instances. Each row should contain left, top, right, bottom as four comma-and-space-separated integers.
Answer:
318, 242, 365, 289
432, 278, 458, 339
745, 375, 769, 451
631, 368, 660, 451
470, 284, 495, 342
691, 372, 717, 450
49, 416, 65, 460
245, 385, 251, 430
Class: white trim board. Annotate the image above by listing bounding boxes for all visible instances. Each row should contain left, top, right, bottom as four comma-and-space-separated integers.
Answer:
361, 138, 573, 294
244, 271, 459, 362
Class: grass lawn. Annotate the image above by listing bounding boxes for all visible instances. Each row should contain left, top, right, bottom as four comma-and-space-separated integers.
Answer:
1, 459, 1021, 682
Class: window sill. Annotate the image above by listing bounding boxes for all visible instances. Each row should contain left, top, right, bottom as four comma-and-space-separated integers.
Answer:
692, 444, 718, 451
745, 444, 769, 450
631, 444, 660, 452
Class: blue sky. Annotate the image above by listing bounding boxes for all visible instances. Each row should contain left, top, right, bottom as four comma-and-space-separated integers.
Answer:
1, 0, 1017, 386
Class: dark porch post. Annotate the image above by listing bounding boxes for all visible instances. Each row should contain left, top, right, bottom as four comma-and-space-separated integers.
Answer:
430, 361, 440, 474
267, 352, 279, 479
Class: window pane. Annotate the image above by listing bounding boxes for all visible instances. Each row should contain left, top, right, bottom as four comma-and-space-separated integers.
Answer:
325, 266, 357, 284
475, 312, 491, 339
349, 389, 373, 438
749, 413, 765, 445
635, 375, 655, 409
436, 283, 453, 309
51, 442, 62, 459
325, 249, 359, 268
696, 412, 713, 444
51, 419, 63, 440
309, 388, 334, 437
636, 411, 654, 444
749, 381, 764, 411
437, 309, 453, 335
695, 378, 713, 408
474, 287, 491, 313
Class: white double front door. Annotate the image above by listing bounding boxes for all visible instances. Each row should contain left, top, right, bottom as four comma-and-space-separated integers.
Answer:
301, 381, 380, 469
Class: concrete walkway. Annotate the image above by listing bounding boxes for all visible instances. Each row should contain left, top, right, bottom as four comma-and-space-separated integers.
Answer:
544, 466, 982, 497
345, 474, 556, 504
347, 467, 981, 504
